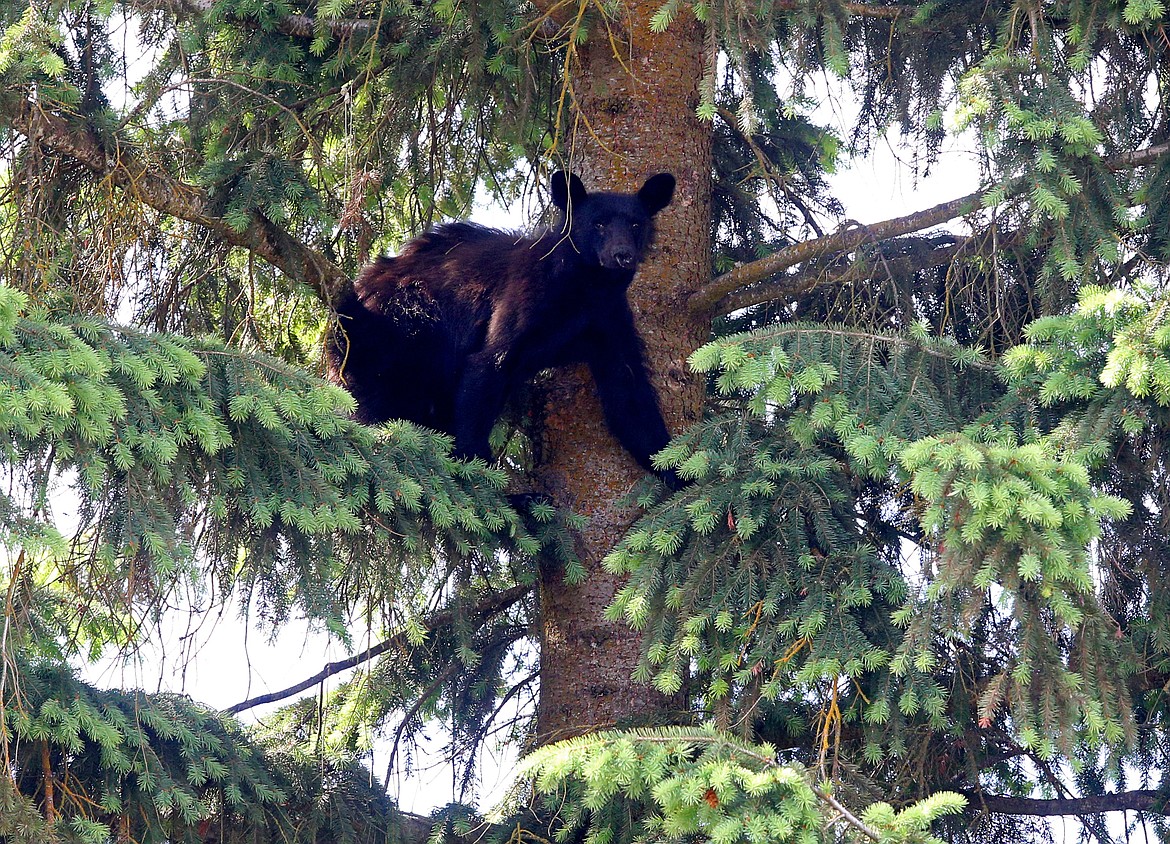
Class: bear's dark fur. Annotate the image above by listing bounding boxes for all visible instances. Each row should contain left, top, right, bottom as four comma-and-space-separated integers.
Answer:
327, 171, 677, 479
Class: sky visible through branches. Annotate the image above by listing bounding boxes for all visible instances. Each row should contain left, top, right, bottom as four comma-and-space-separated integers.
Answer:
76, 103, 987, 815
12, 1, 1170, 840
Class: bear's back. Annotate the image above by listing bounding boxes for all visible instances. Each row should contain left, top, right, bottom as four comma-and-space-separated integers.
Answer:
358, 223, 545, 305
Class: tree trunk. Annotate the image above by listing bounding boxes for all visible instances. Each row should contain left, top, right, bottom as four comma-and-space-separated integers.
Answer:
533, 4, 712, 744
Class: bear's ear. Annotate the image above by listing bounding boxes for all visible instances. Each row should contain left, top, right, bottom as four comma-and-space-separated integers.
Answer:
550, 171, 588, 213
638, 173, 676, 216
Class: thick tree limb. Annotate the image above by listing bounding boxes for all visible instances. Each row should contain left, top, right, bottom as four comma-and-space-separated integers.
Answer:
690, 191, 982, 315
714, 236, 964, 315
222, 583, 532, 715
691, 140, 1170, 317
961, 789, 1168, 816
11, 98, 351, 307
1105, 140, 1170, 171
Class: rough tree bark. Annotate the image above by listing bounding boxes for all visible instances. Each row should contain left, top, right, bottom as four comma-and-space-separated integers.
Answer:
532, 4, 713, 744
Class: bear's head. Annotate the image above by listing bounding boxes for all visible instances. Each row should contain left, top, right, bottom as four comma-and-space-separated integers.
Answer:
551, 171, 675, 277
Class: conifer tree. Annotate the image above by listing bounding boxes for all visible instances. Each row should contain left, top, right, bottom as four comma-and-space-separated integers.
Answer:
3, 0, 1170, 842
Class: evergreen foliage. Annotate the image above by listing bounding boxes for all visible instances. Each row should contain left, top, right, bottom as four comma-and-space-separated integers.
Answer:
4, 0, 1170, 840
899, 428, 1133, 754
603, 329, 995, 765
604, 303, 1168, 823
0, 282, 570, 839
2, 658, 396, 843
0, 284, 563, 648
519, 727, 964, 844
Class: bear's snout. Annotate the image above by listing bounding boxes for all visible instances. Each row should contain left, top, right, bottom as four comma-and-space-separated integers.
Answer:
599, 237, 638, 271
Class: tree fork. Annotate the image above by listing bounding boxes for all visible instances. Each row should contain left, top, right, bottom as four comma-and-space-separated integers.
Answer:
532, 4, 712, 743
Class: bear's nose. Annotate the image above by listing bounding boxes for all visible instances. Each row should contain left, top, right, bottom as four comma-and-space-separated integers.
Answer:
614, 250, 634, 268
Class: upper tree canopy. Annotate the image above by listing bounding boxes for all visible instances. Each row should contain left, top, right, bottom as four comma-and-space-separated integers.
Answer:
3, 0, 1170, 842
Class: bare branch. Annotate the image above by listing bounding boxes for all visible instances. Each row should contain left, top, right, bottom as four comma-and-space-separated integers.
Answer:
222, 583, 532, 715
812, 785, 882, 841
385, 661, 462, 779
692, 140, 1170, 316
961, 789, 1169, 817
714, 236, 964, 316
11, 98, 351, 307
690, 191, 982, 315
1104, 140, 1170, 171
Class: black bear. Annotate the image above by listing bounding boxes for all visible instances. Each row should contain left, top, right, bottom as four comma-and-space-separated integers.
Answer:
327, 170, 677, 480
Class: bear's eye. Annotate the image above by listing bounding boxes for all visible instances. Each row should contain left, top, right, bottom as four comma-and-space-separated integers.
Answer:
631, 222, 641, 230
594, 222, 605, 231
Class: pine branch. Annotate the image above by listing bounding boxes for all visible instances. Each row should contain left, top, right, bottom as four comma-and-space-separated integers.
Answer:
385, 661, 462, 780
716, 106, 826, 238
222, 583, 532, 715
959, 789, 1168, 816
774, 0, 912, 21
141, 0, 384, 39
10, 98, 351, 307
690, 141, 1170, 316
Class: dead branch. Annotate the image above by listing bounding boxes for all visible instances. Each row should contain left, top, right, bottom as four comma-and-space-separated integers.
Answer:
222, 583, 532, 715
691, 191, 983, 315
692, 140, 1170, 317
960, 788, 1168, 816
